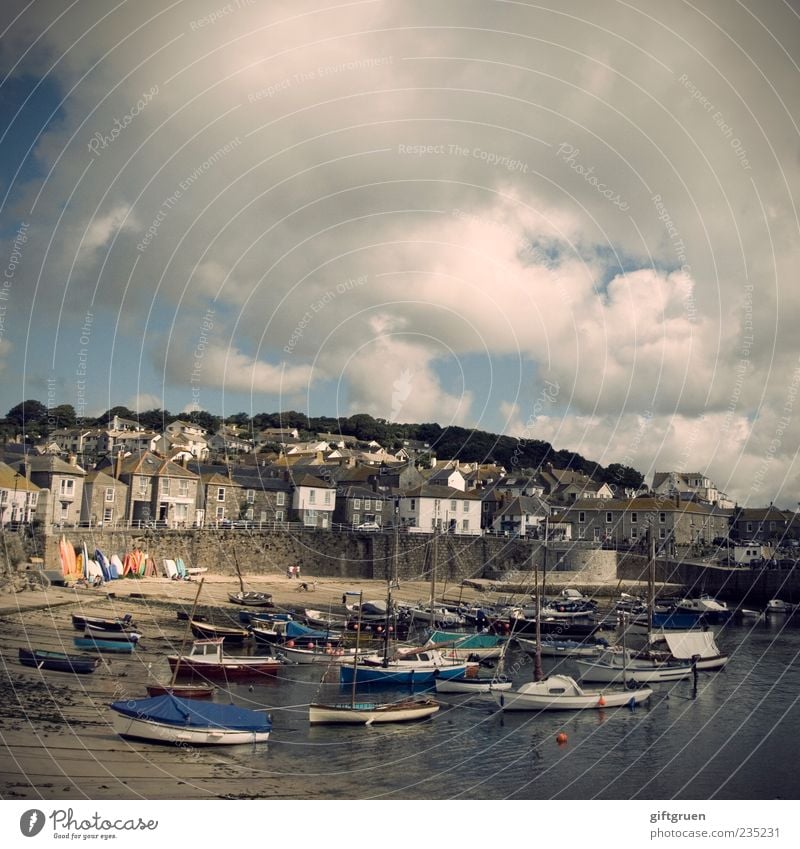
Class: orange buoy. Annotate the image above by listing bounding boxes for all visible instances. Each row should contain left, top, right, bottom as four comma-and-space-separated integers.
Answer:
598, 695, 606, 706
556, 732, 568, 745
286, 640, 295, 648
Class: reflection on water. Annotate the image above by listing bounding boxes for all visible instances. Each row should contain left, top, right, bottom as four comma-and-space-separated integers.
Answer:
207, 616, 800, 799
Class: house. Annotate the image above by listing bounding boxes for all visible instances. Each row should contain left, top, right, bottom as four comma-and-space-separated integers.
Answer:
80, 470, 128, 527
291, 474, 335, 528
397, 485, 482, 535
97, 451, 200, 527
229, 469, 293, 524
153, 421, 209, 461
0, 461, 40, 525
491, 495, 551, 537
731, 506, 792, 543
198, 472, 242, 526
651, 471, 733, 507
332, 484, 391, 527
424, 466, 467, 491
21, 454, 87, 527
254, 427, 300, 449
560, 496, 732, 551
207, 426, 254, 455
539, 466, 613, 503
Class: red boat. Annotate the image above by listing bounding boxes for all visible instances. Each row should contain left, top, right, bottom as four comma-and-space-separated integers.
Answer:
167, 638, 282, 680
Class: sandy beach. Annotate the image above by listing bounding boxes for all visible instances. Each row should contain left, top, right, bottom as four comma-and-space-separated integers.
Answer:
0, 572, 647, 800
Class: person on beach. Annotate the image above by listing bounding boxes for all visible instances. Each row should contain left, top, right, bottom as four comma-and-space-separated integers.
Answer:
295, 564, 301, 580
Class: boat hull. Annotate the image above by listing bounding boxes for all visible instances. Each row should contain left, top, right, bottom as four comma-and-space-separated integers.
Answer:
73, 637, 134, 654
434, 677, 513, 694
309, 699, 440, 725
145, 684, 215, 699
574, 659, 693, 683
111, 713, 270, 745
19, 648, 99, 674
167, 656, 281, 680
190, 621, 250, 644
495, 685, 653, 711
339, 662, 473, 685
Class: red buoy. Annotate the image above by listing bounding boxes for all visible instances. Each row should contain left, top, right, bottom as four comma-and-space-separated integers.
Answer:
556, 732, 568, 745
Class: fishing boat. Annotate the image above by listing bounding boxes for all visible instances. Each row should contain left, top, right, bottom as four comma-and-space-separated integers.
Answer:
110, 694, 271, 745
189, 619, 251, 644
84, 625, 141, 643
493, 674, 653, 711
18, 648, 100, 674
309, 697, 440, 725
340, 649, 477, 685
515, 635, 608, 658
227, 591, 273, 607
167, 638, 282, 680
434, 675, 513, 694
71, 613, 134, 632
73, 636, 135, 654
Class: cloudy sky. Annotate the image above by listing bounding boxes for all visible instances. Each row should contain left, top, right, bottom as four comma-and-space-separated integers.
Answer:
1, 0, 799, 505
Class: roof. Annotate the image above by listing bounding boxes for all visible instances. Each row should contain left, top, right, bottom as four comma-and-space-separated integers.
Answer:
200, 472, 241, 487
0, 462, 40, 492
563, 496, 731, 516
736, 507, 791, 521
292, 473, 335, 489
402, 484, 482, 500
23, 455, 87, 476
84, 469, 126, 486
106, 451, 199, 479
494, 495, 550, 517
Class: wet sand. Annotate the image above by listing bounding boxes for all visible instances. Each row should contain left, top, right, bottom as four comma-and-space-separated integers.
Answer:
0, 572, 651, 800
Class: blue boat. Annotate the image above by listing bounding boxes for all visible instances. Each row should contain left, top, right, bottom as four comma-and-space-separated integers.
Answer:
73, 636, 135, 654
339, 650, 475, 686
110, 694, 271, 745
652, 610, 706, 630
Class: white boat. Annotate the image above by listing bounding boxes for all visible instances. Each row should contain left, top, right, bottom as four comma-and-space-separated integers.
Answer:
677, 594, 730, 614
493, 674, 652, 711
278, 644, 365, 665
110, 694, 271, 745
308, 697, 440, 725
766, 599, 796, 614
434, 676, 513, 694
515, 636, 606, 658
648, 630, 729, 671
575, 647, 694, 683
407, 605, 466, 627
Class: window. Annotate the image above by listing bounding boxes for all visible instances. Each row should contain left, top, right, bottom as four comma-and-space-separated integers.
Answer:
434, 499, 441, 511
353, 514, 360, 525
162, 478, 170, 495
375, 500, 382, 511
137, 476, 148, 495
353, 498, 362, 510
216, 506, 225, 519
461, 519, 469, 531
60, 479, 75, 497
246, 489, 255, 504
324, 490, 332, 506
276, 492, 285, 506
0, 491, 6, 504
104, 487, 114, 502
631, 527, 638, 538
304, 509, 317, 526
463, 501, 469, 512
103, 507, 113, 524
631, 512, 637, 523
746, 522, 753, 533
29, 492, 38, 507
769, 521, 775, 531
275, 510, 284, 522
578, 529, 585, 540
450, 499, 457, 511
217, 487, 225, 502
246, 508, 254, 520
60, 502, 69, 520
178, 480, 189, 497
174, 504, 188, 521
606, 512, 612, 523
260, 511, 267, 523
659, 512, 666, 523
410, 499, 416, 511
308, 489, 316, 504
659, 528, 666, 539
578, 511, 585, 523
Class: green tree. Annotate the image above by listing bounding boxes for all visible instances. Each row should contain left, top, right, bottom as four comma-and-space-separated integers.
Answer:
6, 399, 47, 427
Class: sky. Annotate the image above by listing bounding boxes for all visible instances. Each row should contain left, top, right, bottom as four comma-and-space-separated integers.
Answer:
1, 0, 799, 506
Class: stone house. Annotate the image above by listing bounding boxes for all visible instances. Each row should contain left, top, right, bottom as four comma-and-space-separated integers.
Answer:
22, 454, 87, 527
80, 469, 128, 527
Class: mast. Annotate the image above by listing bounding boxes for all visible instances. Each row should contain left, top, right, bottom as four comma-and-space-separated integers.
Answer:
170, 577, 205, 688
429, 528, 438, 631
533, 539, 544, 682
648, 526, 656, 643
350, 590, 363, 708
382, 583, 392, 668
233, 548, 245, 596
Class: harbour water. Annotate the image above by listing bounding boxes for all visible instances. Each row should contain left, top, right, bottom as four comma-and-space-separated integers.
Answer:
213, 615, 800, 800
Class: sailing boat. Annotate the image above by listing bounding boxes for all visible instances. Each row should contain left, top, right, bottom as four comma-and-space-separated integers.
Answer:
309, 588, 442, 724
227, 549, 273, 607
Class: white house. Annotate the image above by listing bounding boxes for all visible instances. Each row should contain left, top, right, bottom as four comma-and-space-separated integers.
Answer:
0, 461, 40, 525
291, 474, 335, 529
398, 485, 482, 535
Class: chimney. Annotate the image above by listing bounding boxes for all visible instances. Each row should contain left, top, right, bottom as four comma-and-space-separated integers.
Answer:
315, 451, 324, 463
675, 492, 680, 507
68, 453, 77, 466
114, 450, 123, 480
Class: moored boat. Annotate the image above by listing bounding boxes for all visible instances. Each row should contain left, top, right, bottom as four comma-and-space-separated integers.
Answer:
423, 631, 507, 660
434, 675, 513, 694
167, 638, 282, 680
574, 647, 693, 683
340, 649, 477, 686
84, 625, 141, 643
71, 613, 134, 632
110, 694, 271, 745
308, 697, 440, 725
145, 683, 215, 699
515, 635, 608, 658
189, 619, 251, 644
73, 636, 135, 654
278, 644, 364, 665
227, 591, 273, 607
493, 674, 652, 711
19, 648, 100, 674
766, 599, 796, 614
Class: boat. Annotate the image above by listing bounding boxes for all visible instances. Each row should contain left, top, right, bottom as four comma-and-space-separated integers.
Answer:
540, 597, 598, 619
238, 610, 294, 626
766, 599, 796, 614
250, 619, 341, 646
73, 636, 135, 654
574, 646, 694, 683
189, 619, 251, 644
277, 644, 364, 665
340, 649, 477, 685
493, 674, 653, 711
434, 675, 513, 694
304, 608, 348, 628
309, 697, 440, 725
227, 591, 273, 607
515, 635, 608, 658
423, 630, 507, 660
109, 694, 271, 745
71, 613, 134, 632
145, 683, 215, 699
167, 638, 282, 680
676, 594, 732, 622
498, 611, 605, 638
84, 625, 141, 643
646, 630, 728, 671
406, 605, 467, 628
18, 648, 100, 674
